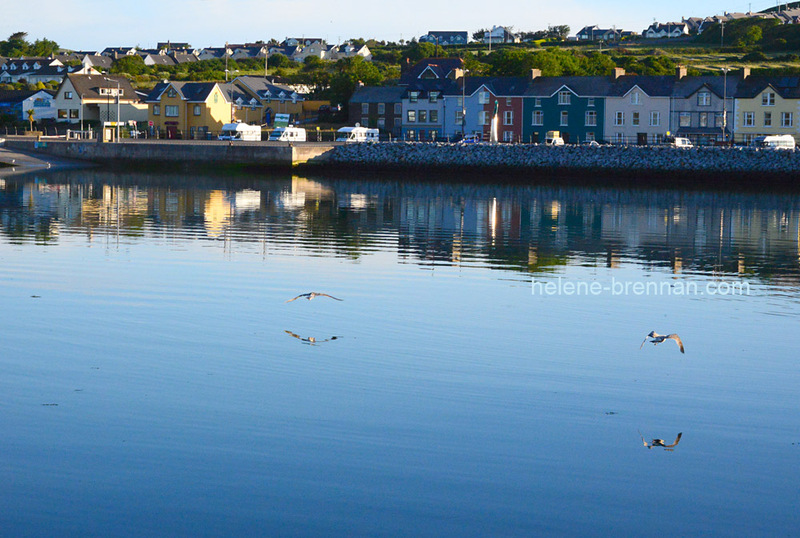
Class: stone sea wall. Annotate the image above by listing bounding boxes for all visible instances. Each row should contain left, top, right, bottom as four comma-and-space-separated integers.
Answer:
318, 142, 800, 178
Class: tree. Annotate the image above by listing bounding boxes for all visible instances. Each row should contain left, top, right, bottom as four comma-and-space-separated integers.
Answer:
328, 56, 383, 112
473, 29, 489, 41
546, 25, 571, 41
110, 55, 146, 76
26, 108, 35, 131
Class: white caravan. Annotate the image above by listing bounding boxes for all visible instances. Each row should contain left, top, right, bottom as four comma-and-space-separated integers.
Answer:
218, 122, 262, 141
336, 126, 379, 143
268, 126, 307, 142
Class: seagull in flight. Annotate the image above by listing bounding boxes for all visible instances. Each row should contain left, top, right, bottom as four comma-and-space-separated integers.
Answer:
284, 330, 340, 345
285, 292, 343, 303
639, 431, 683, 451
640, 331, 685, 353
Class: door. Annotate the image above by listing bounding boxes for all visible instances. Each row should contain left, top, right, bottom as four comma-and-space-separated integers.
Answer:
637, 132, 648, 145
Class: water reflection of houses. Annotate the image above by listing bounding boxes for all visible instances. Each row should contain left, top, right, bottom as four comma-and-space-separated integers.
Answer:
1, 173, 798, 285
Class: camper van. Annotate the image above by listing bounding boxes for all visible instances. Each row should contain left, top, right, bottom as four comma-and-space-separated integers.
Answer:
544, 131, 565, 146
336, 126, 380, 143
755, 134, 796, 150
218, 122, 262, 141
268, 126, 307, 142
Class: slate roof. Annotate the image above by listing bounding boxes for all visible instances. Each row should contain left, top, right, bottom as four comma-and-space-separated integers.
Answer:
145, 81, 218, 102
83, 55, 113, 69
401, 57, 465, 84
350, 85, 406, 103
145, 54, 176, 66
233, 76, 307, 100
63, 74, 138, 101
671, 75, 739, 99
170, 53, 198, 64
526, 76, 613, 97
0, 89, 49, 104
735, 76, 800, 99
607, 75, 676, 97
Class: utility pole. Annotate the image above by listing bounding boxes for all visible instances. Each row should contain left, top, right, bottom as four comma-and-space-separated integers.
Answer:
720, 20, 725, 48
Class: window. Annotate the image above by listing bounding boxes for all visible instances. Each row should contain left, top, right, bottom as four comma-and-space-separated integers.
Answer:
679, 112, 691, 127
361, 103, 369, 114
419, 110, 427, 123
409, 92, 418, 103
534, 98, 542, 107
504, 110, 513, 125
506, 98, 512, 106
407, 110, 416, 122
782, 112, 793, 127
377, 117, 385, 129
64, 91, 73, 99
697, 91, 711, 106
558, 90, 571, 105
406, 129, 415, 139
762, 92, 775, 106
193, 104, 201, 116
377, 103, 385, 115
58, 109, 67, 119
586, 131, 595, 142
585, 110, 597, 126
394, 103, 402, 114
69, 109, 79, 119
630, 91, 641, 105
429, 92, 439, 103
632, 112, 640, 126
456, 97, 463, 107
615, 132, 625, 144
614, 111, 624, 126
165, 105, 179, 117
560, 110, 569, 126
430, 110, 438, 122
167, 88, 177, 98
744, 112, 755, 127
532, 110, 543, 126
478, 91, 490, 104
650, 111, 660, 126
479, 110, 490, 125
715, 113, 725, 128
587, 98, 595, 107
361, 117, 368, 126
503, 130, 513, 142
764, 112, 772, 126
699, 112, 708, 127
455, 110, 464, 125
153, 104, 160, 116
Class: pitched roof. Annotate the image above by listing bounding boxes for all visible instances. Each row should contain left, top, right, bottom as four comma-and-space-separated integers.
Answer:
145, 81, 219, 102
735, 76, 800, 99
671, 75, 739, 99
607, 75, 675, 97
401, 57, 465, 84
526, 76, 613, 97
350, 85, 407, 103
233, 75, 307, 100
62, 74, 138, 101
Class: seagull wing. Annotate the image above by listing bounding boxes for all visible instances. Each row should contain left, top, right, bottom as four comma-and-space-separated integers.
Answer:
665, 432, 683, 448
284, 330, 302, 340
638, 430, 650, 448
285, 293, 309, 303
667, 334, 685, 353
317, 293, 343, 301
640, 335, 650, 350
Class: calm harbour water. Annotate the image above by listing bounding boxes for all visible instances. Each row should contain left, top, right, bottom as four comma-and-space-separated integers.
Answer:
1, 169, 799, 536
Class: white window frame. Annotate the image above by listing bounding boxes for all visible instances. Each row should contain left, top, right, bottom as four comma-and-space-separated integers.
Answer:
560, 110, 569, 126
762, 92, 775, 106
532, 110, 543, 126
377, 103, 385, 115
558, 90, 571, 105
503, 110, 513, 125
630, 91, 641, 105
698, 91, 711, 106
478, 91, 490, 105
585, 110, 597, 127
479, 110, 490, 126
764, 112, 772, 127
679, 112, 691, 127
649, 111, 660, 126
744, 112, 755, 127
782, 112, 793, 128
614, 111, 624, 126
632, 111, 640, 126
165, 105, 179, 117
361, 103, 369, 115
407, 110, 416, 123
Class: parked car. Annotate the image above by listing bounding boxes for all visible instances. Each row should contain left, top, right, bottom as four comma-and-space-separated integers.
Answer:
545, 131, 565, 146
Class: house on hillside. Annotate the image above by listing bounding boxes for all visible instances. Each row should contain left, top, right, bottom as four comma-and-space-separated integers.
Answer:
483, 26, 519, 44
52, 74, 145, 124
0, 59, 95, 84
419, 32, 469, 46
576, 26, 626, 41
143, 54, 176, 67
642, 22, 690, 38
81, 55, 113, 71
101, 47, 138, 59
328, 43, 372, 61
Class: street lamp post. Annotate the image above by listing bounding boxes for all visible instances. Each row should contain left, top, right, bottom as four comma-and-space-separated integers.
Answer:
461, 69, 469, 138
104, 77, 120, 142
721, 66, 729, 144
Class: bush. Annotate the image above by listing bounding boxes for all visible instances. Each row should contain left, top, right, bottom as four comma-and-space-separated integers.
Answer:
741, 51, 768, 62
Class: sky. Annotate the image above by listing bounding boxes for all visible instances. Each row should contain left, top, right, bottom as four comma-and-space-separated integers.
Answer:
2, 0, 768, 51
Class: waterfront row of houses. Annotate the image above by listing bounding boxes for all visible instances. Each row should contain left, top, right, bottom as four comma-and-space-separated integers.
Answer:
351, 58, 800, 145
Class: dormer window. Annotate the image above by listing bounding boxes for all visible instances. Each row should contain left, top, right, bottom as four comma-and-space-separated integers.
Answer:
65, 91, 73, 99
410, 91, 419, 103
630, 91, 641, 105
558, 90, 571, 105
429, 92, 439, 103
762, 92, 775, 106
697, 91, 711, 106
167, 88, 177, 98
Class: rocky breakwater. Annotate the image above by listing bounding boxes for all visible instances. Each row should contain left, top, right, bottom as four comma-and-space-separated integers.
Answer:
321, 142, 800, 181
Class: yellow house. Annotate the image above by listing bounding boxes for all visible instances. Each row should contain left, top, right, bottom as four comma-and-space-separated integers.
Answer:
232, 76, 307, 125
146, 81, 233, 139
734, 74, 800, 144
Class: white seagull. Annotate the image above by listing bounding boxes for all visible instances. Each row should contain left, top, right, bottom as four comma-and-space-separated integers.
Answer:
285, 292, 343, 303
639, 431, 683, 451
640, 331, 685, 353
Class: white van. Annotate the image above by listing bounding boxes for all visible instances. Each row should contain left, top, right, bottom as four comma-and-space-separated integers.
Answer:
544, 130, 565, 146
755, 134, 796, 150
218, 122, 262, 141
671, 137, 693, 148
336, 126, 380, 143
268, 126, 307, 142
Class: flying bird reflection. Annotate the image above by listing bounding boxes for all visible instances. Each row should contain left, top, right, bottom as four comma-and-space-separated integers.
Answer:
640, 331, 685, 353
285, 330, 341, 345
639, 431, 683, 451
285, 292, 343, 303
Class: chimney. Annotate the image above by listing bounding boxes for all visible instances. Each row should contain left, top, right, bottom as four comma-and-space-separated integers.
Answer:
613, 67, 625, 79
741, 67, 750, 79
530, 68, 541, 80
676, 65, 687, 79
